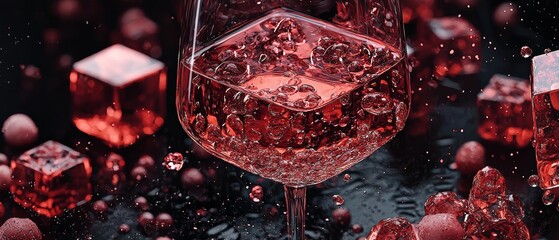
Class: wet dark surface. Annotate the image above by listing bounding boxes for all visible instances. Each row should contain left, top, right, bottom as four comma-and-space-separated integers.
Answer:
1, 0, 559, 239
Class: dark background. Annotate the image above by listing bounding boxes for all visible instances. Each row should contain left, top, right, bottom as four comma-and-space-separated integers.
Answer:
0, 0, 559, 239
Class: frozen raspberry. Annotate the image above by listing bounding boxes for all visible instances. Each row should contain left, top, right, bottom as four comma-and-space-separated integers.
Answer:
417, 214, 464, 240
453, 141, 485, 175
0, 218, 42, 240
2, 113, 39, 147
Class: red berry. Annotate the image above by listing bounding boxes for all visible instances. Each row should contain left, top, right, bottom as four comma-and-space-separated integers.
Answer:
352, 223, 363, 233
92, 200, 108, 214
493, 2, 519, 27
105, 153, 125, 171
454, 141, 485, 175
155, 237, 172, 240
137, 155, 155, 169
118, 224, 130, 234
2, 114, 38, 147
332, 208, 351, 227
0, 166, 12, 191
133, 196, 150, 211
131, 166, 148, 182
0, 153, 8, 165
181, 168, 205, 189
0, 218, 42, 240
137, 212, 155, 229
0, 202, 5, 218
418, 214, 464, 240
155, 213, 173, 230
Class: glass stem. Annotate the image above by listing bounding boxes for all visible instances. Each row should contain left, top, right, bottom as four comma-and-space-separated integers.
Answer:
284, 185, 307, 240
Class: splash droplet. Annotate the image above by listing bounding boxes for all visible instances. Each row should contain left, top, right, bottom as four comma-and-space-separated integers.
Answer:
543, 190, 555, 206
520, 46, 533, 58
343, 174, 351, 182
332, 194, 345, 206
163, 152, 185, 171
545, 48, 552, 55
250, 185, 264, 203
528, 175, 539, 188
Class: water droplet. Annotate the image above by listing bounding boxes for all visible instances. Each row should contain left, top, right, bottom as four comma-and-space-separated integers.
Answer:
163, 152, 185, 171
520, 46, 533, 58
543, 190, 555, 206
545, 48, 552, 55
305, 94, 322, 109
332, 194, 345, 206
361, 93, 394, 115
278, 85, 298, 95
343, 174, 351, 182
528, 175, 539, 188
250, 185, 264, 203
297, 84, 316, 93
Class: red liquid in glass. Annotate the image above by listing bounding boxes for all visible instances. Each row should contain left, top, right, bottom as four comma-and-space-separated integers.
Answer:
178, 10, 410, 186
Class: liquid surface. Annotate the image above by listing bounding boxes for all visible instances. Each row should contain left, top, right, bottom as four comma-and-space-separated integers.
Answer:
178, 9, 410, 186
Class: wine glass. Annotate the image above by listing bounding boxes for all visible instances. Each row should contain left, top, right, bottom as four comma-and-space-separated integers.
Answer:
177, 0, 410, 239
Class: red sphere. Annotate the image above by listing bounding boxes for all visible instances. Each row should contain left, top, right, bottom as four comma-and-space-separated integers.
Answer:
0, 153, 8, 165
155, 213, 174, 230
332, 208, 351, 227
452, 0, 478, 8
418, 214, 464, 240
137, 212, 155, 228
0, 218, 42, 240
92, 200, 108, 214
118, 224, 130, 234
0, 202, 5, 218
454, 141, 485, 175
493, 2, 519, 27
134, 196, 150, 211
137, 155, 155, 169
155, 237, 172, 240
352, 223, 363, 233
2, 114, 38, 147
181, 168, 205, 189
131, 166, 148, 182
0, 165, 12, 191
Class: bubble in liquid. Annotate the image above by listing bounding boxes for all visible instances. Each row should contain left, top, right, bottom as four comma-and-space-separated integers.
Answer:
543, 190, 555, 206
528, 175, 539, 188
520, 46, 533, 58
163, 152, 185, 171
250, 185, 264, 203
332, 194, 345, 206
343, 173, 351, 182
361, 93, 394, 115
